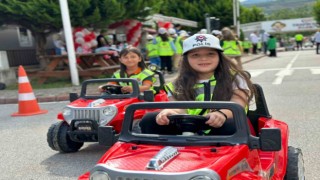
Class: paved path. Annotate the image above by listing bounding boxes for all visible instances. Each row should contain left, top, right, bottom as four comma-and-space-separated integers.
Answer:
0, 54, 265, 104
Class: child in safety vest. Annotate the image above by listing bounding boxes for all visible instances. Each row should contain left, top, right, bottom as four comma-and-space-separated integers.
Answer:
98, 47, 156, 94
221, 27, 243, 69
156, 28, 176, 74
242, 38, 252, 54
146, 34, 161, 68
140, 34, 255, 135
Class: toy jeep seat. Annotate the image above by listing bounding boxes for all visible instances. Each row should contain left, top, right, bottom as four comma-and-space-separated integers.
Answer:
151, 69, 165, 94
247, 84, 272, 136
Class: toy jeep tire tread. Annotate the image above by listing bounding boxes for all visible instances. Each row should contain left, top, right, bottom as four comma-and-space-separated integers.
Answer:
47, 121, 84, 153
284, 146, 305, 180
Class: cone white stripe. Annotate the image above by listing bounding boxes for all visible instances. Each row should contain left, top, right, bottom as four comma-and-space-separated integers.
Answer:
19, 93, 36, 101
19, 76, 29, 83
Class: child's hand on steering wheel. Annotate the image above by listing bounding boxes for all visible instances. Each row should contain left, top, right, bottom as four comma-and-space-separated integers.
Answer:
156, 109, 179, 125
121, 86, 132, 94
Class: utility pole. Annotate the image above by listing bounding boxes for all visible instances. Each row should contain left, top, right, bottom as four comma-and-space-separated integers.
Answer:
205, 13, 211, 34
59, 0, 79, 86
233, 0, 240, 35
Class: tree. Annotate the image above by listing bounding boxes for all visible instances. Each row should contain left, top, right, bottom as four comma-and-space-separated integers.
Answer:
267, 5, 313, 20
158, 0, 265, 32
116, 0, 163, 21
240, 6, 266, 24
313, 0, 320, 24
0, 0, 162, 68
160, 0, 235, 30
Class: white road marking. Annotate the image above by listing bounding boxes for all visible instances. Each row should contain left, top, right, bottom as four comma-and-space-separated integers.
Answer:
248, 70, 265, 77
310, 68, 320, 74
247, 66, 320, 71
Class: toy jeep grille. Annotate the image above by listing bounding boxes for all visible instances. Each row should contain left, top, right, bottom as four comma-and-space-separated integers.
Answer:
90, 165, 221, 180
74, 109, 101, 122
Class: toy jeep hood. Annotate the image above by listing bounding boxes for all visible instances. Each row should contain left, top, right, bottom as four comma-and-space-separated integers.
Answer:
93, 142, 251, 173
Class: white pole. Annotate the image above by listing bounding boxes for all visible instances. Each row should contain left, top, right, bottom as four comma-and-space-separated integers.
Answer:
206, 17, 211, 33
236, 0, 240, 36
233, 0, 236, 29
59, 0, 79, 86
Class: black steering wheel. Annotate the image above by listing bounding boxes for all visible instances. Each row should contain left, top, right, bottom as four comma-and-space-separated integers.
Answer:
101, 85, 123, 94
167, 114, 211, 134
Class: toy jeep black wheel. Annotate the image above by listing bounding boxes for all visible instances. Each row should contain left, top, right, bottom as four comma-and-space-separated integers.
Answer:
47, 121, 84, 153
284, 146, 305, 180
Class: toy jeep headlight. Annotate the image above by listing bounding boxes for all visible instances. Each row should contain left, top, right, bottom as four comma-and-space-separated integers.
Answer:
103, 106, 117, 116
190, 176, 215, 180
90, 170, 110, 180
99, 105, 118, 125
62, 107, 72, 117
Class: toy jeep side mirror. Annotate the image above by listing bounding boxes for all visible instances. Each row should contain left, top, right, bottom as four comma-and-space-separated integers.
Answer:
98, 126, 117, 146
69, 93, 79, 102
259, 128, 281, 151
142, 90, 154, 102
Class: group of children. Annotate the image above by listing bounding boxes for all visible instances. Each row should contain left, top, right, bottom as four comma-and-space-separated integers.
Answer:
242, 34, 277, 57
145, 28, 189, 74
99, 32, 255, 135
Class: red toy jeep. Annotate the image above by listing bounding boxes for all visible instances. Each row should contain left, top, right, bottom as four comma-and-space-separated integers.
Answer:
47, 71, 168, 153
79, 84, 304, 180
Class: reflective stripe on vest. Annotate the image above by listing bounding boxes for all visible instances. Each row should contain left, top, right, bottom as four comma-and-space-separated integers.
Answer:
157, 37, 174, 56
114, 69, 156, 93
165, 75, 249, 114
146, 42, 159, 57
165, 76, 217, 115
223, 41, 241, 56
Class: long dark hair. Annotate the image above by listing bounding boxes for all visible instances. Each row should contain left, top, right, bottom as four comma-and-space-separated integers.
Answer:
159, 33, 169, 41
119, 47, 147, 78
172, 50, 255, 106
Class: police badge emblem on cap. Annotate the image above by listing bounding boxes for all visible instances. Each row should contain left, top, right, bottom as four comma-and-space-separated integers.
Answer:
182, 34, 223, 55
195, 35, 207, 42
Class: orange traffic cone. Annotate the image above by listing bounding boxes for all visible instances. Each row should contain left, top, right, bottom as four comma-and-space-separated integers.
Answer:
11, 66, 48, 116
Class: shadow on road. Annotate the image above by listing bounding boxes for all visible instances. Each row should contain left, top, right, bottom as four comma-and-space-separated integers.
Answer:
41, 143, 110, 179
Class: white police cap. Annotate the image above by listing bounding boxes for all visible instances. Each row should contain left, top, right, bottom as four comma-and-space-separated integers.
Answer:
158, 27, 167, 35
183, 34, 223, 54
168, 28, 176, 35
147, 34, 154, 40
212, 30, 222, 36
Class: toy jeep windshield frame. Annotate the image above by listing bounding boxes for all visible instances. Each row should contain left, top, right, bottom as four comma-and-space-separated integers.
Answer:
79, 78, 140, 99
118, 101, 281, 151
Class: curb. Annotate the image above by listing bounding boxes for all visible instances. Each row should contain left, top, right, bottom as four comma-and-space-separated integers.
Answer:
242, 55, 266, 64
0, 95, 69, 105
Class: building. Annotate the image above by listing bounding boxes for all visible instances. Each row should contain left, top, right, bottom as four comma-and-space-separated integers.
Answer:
241, 17, 319, 37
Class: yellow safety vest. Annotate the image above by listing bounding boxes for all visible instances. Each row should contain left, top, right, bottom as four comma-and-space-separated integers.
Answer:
156, 37, 175, 56
146, 42, 159, 58
222, 40, 241, 56
242, 41, 252, 49
113, 69, 156, 93
174, 36, 183, 55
